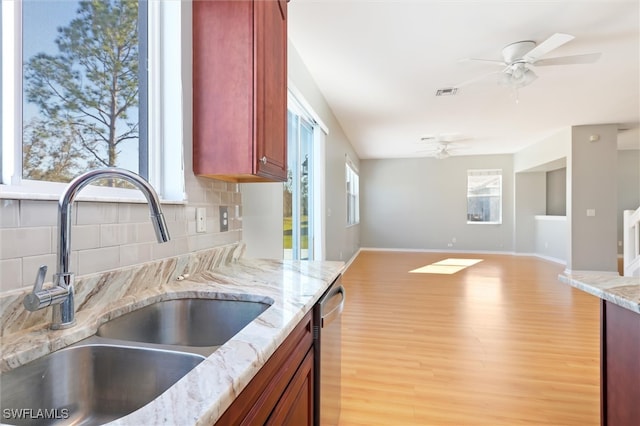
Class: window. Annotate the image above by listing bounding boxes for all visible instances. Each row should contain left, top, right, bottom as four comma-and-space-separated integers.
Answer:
346, 158, 359, 226
467, 169, 502, 224
1, 0, 183, 200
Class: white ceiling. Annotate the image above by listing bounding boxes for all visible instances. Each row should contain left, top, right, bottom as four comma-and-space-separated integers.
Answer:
287, 0, 640, 159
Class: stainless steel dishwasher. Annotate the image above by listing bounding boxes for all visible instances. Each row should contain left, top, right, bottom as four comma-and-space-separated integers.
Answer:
313, 276, 346, 426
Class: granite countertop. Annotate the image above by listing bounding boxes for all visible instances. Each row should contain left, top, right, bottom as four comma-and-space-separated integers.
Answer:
0, 256, 344, 426
559, 272, 640, 314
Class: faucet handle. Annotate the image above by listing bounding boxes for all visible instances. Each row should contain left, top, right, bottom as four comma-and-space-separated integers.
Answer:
23, 265, 68, 312
33, 265, 47, 293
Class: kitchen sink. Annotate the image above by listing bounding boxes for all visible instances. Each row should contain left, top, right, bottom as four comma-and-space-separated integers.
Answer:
96, 298, 271, 347
0, 344, 204, 426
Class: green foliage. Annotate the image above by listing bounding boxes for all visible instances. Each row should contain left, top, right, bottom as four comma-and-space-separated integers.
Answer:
23, 0, 140, 182
23, 118, 99, 182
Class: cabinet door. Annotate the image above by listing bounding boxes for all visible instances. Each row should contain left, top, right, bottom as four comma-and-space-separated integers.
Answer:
601, 301, 640, 426
267, 348, 314, 426
254, 0, 288, 181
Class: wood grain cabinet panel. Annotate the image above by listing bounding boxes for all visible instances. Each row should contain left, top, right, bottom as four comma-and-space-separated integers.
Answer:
193, 0, 287, 182
215, 311, 314, 425
601, 300, 640, 426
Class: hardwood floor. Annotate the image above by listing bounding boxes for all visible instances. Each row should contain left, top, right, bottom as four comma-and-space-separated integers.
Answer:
339, 251, 600, 426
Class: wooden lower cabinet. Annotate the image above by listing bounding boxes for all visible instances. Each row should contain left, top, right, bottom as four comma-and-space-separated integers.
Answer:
601, 300, 640, 426
215, 311, 314, 425
266, 349, 314, 426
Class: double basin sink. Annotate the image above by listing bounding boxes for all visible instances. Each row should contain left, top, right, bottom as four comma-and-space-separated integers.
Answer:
1, 298, 271, 425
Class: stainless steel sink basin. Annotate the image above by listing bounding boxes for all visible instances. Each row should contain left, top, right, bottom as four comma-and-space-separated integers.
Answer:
0, 344, 204, 426
96, 298, 271, 347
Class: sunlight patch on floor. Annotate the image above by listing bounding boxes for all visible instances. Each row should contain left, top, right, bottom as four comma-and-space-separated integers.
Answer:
409, 258, 484, 274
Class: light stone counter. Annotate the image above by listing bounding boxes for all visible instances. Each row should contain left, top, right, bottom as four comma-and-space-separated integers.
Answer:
559, 272, 640, 314
0, 243, 344, 425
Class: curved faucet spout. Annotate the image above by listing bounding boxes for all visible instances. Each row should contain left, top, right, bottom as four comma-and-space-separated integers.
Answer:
23, 168, 170, 330
58, 168, 170, 278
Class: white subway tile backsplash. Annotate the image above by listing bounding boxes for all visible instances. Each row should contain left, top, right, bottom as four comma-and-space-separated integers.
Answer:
0, 259, 22, 292
172, 236, 189, 256
77, 247, 120, 276
0, 200, 20, 228
206, 190, 222, 205
67, 225, 101, 251
118, 203, 152, 223
136, 222, 158, 243
173, 205, 187, 222
76, 202, 118, 225
21, 254, 57, 289
20, 200, 58, 227
119, 243, 152, 267
166, 220, 187, 238
100, 223, 138, 247
0, 177, 242, 297
151, 239, 177, 260
0, 228, 52, 260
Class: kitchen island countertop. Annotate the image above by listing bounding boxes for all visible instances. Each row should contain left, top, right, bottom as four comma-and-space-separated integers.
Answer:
559, 272, 640, 314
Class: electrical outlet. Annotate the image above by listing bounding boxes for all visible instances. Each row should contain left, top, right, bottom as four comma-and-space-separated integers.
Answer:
196, 208, 206, 233
219, 206, 228, 232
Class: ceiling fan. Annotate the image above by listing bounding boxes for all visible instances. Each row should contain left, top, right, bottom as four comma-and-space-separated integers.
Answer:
461, 33, 601, 89
418, 134, 468, 159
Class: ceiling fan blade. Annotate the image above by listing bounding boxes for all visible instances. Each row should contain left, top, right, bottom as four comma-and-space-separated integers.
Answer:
460, 57, 506, 66
522, 33, 575, 63
420, 134, 468, 143
454, 69, 504, 88
533, 52, 602, 66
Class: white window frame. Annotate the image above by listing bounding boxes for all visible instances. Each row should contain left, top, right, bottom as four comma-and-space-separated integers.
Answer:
466, 169, 502, 225
0, 0, 184, 202
346, 156, 359, 226
287, 86, 328, 260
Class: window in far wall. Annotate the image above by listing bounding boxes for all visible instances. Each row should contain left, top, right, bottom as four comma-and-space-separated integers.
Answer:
346, 158, 359, 226
467, 169, 502, 224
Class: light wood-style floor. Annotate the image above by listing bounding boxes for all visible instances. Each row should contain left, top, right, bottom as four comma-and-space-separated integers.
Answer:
339, 251, 600, 426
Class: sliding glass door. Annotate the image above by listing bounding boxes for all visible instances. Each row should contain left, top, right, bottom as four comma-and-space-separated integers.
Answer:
284, 109, 314, 260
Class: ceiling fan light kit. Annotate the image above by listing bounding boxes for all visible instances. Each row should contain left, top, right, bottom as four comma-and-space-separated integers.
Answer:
462, 33, 600, 90
435, 147, 451, 160
499, 63, 538, 88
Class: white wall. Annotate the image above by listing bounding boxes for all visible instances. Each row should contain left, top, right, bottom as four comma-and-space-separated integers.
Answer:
546, 168, 567, 215
567, 124, 619, 272
241, 183, 284, 259
535, 216, 568, 262
617, 149, 640, 252
360, 155, 514, 251
514, 172, 546, 254
241, 42, 361, 262
287, 43, 361, 262
514, 128, 570, 173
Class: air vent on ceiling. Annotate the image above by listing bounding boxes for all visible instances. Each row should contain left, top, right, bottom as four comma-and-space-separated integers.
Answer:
435, 87, 458, 97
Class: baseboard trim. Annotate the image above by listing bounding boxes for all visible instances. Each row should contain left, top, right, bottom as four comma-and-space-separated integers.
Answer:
343, 248, 361, 271
355, 247, 568, 265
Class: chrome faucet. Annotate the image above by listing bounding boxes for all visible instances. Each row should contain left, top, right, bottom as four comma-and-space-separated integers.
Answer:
23, 168, 171, 329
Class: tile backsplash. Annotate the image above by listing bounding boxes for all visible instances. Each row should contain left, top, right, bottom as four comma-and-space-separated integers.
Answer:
0, 178, 242, 294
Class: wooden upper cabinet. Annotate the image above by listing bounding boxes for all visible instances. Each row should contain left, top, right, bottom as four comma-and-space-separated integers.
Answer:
193, 0, 288, 182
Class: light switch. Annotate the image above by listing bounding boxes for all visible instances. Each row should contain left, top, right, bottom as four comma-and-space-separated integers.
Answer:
586, 209, 596, 217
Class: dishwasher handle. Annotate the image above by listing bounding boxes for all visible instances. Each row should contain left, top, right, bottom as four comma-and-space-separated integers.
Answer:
320, 285, 345, 328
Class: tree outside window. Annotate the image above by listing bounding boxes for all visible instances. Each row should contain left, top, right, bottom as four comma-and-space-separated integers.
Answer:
22, 0, 143, 185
